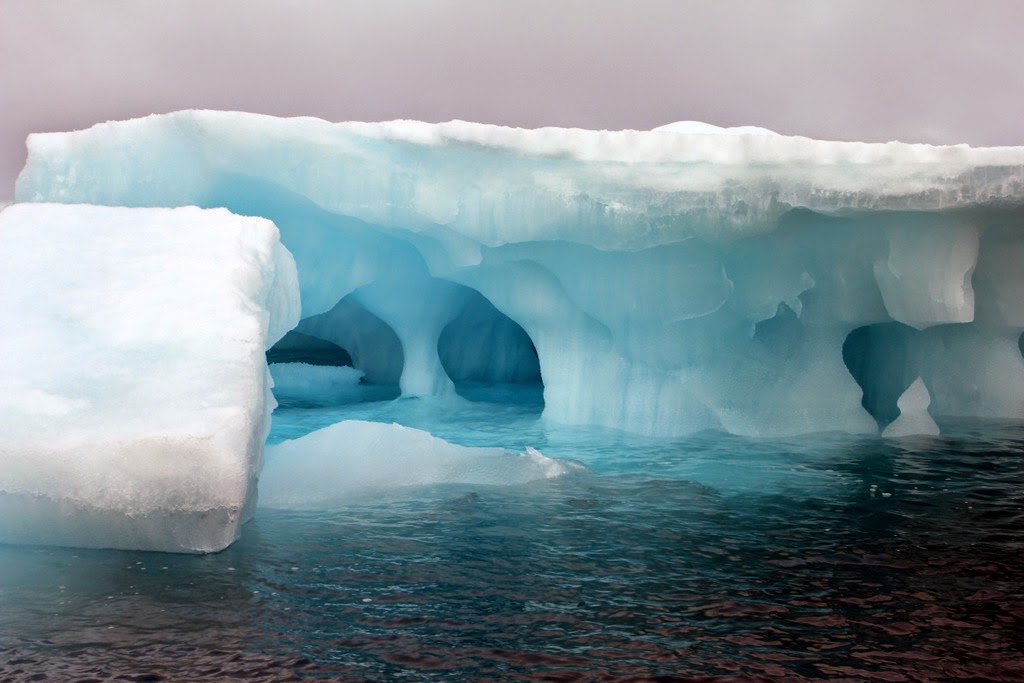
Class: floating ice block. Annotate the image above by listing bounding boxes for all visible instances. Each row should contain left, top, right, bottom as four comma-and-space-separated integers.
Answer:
0, 203, 299, 552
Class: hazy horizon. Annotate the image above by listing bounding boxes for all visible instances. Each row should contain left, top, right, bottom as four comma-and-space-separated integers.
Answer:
3, 0, 1023, 199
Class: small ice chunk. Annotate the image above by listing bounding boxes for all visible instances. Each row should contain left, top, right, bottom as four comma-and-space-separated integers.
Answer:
269, 362, 364, 404
882, 377, 940, 438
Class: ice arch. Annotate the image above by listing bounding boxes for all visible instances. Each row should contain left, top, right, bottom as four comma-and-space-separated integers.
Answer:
294, 279, 542, 397
296, 296, 404, 386
842, 321, 1024, 426
14, 111, 1024, 436
438, 288, 542, 386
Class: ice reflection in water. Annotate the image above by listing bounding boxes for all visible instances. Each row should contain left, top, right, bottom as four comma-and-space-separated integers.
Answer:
1, 386, 1023, 681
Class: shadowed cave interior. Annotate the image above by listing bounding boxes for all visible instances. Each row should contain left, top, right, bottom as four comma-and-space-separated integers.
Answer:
842, 322, 924, 430
267, 285, 544, 407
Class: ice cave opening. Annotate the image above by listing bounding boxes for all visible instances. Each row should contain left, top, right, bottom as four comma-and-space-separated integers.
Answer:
437, 287, 543, 390
267, 331, 353, 367
190, 173, 545, 408
842, 322, 921, 429
269, 279, 544, 409
290, 294, 405, 387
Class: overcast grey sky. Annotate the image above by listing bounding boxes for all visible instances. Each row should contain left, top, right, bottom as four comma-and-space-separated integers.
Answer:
2, 0, 1023, 198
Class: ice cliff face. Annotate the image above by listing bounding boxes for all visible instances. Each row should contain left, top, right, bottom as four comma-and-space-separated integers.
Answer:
16, 111, 1024, 436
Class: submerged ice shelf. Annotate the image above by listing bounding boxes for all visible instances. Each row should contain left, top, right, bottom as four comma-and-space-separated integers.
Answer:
260, 419, 575, 509
2, 111, 1024, 552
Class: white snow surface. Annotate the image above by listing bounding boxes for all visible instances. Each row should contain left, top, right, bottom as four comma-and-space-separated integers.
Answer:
0, 202, 300, 552
259, 420, 576, 508
17, 112, 1024, 253
652, 121, 780, 136
13, 111, 1024, 437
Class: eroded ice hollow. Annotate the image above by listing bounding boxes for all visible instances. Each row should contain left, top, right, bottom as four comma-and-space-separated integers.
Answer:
15, 111, 1024, 437
0, 203, 300, 552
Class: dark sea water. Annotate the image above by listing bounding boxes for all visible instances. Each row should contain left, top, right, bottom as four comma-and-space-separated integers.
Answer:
2, 387, 1023, 681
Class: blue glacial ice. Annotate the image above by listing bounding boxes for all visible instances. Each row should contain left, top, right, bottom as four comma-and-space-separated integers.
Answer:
15, 111, 1024, 438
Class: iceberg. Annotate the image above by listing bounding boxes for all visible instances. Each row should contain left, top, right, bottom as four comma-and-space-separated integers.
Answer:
260, 420, 575, 508
13, 111, 1024, 437
0, 203, 300, 552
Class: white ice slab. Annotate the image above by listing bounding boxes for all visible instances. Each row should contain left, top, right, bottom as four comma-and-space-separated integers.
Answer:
0, 203, 299, 552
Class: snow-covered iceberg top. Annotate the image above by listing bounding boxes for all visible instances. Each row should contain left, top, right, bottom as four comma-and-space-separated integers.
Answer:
0, 203, 300, 552
16, 111, 1024, 252
13, 111, 1024, 439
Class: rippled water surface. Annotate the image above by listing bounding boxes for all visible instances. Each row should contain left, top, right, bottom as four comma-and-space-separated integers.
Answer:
2, 386, 1023, 681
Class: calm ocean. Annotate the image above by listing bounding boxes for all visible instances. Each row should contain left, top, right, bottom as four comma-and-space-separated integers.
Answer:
2, 386, 1022, 681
